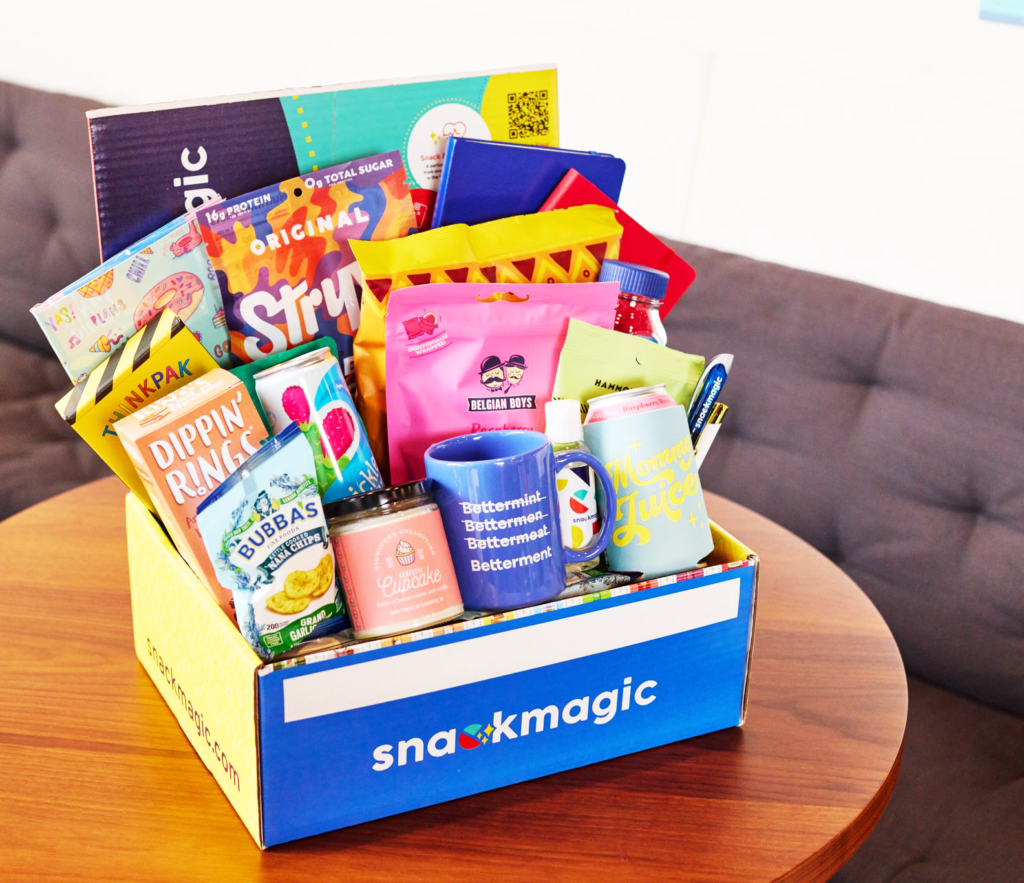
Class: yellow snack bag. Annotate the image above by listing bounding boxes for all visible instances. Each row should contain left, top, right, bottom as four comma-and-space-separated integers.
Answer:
55, 310, 219, 510
351, 205, 622, 477
353, 293, 390, 477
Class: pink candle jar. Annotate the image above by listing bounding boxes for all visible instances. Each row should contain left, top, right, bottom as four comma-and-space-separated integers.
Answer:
325, 480, 464, 640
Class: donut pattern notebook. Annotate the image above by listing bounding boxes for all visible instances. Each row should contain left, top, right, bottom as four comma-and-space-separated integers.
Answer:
31, 215, 230, 384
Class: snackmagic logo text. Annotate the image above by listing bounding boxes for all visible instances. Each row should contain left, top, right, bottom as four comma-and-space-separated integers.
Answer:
146, 638, 241, 792
371, 675, 656, 771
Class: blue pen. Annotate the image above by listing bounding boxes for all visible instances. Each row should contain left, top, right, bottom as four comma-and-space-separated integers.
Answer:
687, 354, 733, 444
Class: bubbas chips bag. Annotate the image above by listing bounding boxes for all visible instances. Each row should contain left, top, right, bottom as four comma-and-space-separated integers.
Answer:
198, 151, 415, 377
385, 282, 619, 484
196, 422, 346, 659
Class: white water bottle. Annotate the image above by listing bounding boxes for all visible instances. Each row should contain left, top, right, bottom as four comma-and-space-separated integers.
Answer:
545, 399, 600, 573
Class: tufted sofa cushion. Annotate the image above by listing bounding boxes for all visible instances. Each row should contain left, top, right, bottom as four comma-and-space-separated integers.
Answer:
0, 82, 109, 516
661, 245, 1024, 880
664, 242, 1024, 717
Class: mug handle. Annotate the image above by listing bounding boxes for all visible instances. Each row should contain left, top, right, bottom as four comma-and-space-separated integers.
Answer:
553, 449, 616, 565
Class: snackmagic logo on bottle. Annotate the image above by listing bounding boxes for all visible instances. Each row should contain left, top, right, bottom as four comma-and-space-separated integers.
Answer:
370, 676, 656, 771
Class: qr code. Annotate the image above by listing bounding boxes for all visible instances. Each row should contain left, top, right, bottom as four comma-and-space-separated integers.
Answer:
507, 90, 550, 140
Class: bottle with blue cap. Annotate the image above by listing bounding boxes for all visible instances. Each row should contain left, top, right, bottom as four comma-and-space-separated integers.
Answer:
598, 259, 669, 346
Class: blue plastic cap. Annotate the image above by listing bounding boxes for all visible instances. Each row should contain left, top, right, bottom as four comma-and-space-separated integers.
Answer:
598, 260, 670, 300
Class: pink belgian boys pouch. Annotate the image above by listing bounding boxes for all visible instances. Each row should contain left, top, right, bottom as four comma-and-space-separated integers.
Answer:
385, 282, 618, 484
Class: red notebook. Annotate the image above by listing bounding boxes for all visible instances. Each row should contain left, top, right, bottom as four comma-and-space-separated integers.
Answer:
539, 170, 696, 316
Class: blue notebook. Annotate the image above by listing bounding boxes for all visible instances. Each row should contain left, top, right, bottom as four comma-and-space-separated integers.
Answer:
432, 137, 626, 228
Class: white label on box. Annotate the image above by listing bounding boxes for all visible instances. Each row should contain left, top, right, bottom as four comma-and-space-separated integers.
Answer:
283, 579, 741, 723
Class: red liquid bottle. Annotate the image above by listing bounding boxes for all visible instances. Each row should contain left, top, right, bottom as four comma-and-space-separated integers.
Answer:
599, 260, 669, 345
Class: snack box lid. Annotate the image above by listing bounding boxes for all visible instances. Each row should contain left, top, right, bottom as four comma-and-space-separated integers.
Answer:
56, 309, 199, 426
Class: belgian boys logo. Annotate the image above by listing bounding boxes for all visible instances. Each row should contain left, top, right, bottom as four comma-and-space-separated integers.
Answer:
468, 354, 536, 412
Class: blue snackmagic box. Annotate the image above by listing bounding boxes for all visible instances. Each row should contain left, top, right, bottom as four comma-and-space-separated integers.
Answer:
32, 214, 229, 384
127, 486, 758, 849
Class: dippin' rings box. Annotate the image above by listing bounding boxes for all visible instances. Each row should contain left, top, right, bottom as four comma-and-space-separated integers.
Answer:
126, 491, 757, 848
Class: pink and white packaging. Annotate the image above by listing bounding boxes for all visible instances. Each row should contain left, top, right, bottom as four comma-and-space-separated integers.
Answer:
385, 283, 618, 484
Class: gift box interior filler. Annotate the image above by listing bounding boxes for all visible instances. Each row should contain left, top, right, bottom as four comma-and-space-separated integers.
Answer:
126, 491, 758, 848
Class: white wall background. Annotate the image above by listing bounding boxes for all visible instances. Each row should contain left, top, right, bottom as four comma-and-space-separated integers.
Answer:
5, 0, 1023, 323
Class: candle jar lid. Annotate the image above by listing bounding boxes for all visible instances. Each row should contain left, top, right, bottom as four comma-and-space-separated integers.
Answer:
324, 479, 434, 527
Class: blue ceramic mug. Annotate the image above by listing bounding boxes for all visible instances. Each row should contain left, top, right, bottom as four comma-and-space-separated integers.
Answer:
424, 430, 616, 611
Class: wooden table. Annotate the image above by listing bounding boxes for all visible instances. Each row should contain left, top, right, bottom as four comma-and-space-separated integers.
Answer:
0, 478, 906, 882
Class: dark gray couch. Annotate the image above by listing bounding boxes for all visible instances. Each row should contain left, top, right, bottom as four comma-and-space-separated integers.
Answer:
2, 80, 1022, 880
0, 82, 110, 511
677, 246, 1024, 881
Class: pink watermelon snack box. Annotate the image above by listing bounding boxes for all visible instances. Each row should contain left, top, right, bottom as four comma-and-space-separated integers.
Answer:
253, 346, 383, 504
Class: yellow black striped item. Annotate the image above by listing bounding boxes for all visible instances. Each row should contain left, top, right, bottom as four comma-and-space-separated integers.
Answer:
59, 311, 186, 425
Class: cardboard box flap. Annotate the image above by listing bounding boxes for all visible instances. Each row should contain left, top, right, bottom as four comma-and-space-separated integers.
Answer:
126, 493, 263, 843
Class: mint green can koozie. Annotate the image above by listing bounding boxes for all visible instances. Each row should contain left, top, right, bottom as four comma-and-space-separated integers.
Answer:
583, 405, 713, 578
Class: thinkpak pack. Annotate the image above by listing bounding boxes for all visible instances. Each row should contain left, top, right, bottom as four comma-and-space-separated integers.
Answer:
55, 310, 220, 510
385, 283, 619, 483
